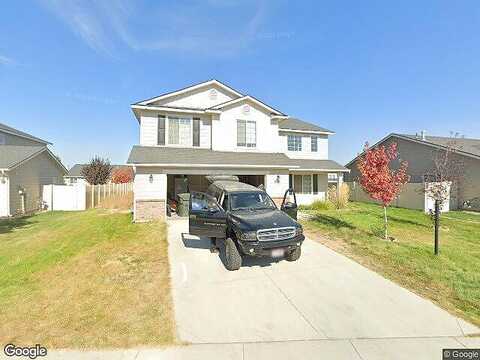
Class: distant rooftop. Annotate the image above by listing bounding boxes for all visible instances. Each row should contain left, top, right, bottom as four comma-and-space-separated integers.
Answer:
67, 164, 130, 177
398, 133, 480, 158
0, 122, 51, 145
278, 118, 334, 134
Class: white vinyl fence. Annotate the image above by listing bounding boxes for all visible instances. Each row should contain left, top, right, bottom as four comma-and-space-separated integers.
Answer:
347, 181, 452, 213
43, 183, 86, 211
42, 182, 133, 211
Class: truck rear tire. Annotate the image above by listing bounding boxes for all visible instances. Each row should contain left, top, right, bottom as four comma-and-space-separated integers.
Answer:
286, 246, 301, 262
225, 237, 242, 271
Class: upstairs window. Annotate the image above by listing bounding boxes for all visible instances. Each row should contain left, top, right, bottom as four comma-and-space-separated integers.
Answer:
169, 117, 191, 145
157, 115, 165, 145
288, 135, 302, 151
193, 118, 200, 147
311, 136, 318, 152
237, 119, 256, 148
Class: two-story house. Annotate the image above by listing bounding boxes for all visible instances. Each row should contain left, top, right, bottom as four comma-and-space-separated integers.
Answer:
127, 80, 349, 221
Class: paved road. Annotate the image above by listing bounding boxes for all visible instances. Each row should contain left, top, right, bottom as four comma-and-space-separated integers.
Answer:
164, 218, 479, 358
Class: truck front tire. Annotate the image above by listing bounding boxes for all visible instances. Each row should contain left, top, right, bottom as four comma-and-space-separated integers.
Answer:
286, 246, 301, 262
225, 237, 242, 271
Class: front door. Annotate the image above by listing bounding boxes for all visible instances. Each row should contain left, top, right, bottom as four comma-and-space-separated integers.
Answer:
189, 192, 227, 238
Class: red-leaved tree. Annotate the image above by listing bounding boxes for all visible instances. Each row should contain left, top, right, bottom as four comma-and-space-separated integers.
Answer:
357, 142, 410, 240
111, 167, 134, 184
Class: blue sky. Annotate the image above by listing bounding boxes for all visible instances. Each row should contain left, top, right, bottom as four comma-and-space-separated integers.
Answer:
1, 0, 480, 168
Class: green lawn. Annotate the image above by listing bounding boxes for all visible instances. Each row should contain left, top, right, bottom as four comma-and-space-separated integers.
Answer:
301, 202, 480, 327
0, 210, 175, 348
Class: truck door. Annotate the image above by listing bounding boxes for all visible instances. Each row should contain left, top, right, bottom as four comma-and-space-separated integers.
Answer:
189, 192, 227, 238
280, 188, 298, 220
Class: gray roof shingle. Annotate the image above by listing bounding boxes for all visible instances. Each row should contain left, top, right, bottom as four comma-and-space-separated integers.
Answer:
127, 146, 293, 167
400, 134, 480, 157
0, 146, 46, 169
0, 122, 51, 145
278, 118, 334, 133
67, 164, 131, 177
127, 146, 349, 172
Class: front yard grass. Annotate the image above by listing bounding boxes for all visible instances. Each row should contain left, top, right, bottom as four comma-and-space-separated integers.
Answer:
0, 209, 175, 348
301, 202, 480, 327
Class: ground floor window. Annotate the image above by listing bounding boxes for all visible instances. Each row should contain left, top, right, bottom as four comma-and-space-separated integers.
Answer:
291, 174, 318, 194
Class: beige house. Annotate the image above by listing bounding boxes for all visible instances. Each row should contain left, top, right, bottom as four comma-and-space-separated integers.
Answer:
0, 122, 67, 216
346, 132, 480, 210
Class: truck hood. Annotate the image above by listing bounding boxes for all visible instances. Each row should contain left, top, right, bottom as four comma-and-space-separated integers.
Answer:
229, 209, 299, 232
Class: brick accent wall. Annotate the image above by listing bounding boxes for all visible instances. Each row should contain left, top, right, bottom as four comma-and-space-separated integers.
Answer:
135, 199, 165, 222
272, 197, 284, 208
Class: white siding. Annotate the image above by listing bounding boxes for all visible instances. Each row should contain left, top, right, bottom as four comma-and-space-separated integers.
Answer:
280, 132, 329, 160
200, 118, 211, 148
140, 114, 158, 146
211, 100, 280, 152
265, 174, 289, 198
8, 151, 66, 215
134, 172, 167, 200
153, 85, 237, 109
0, 178, 9, 216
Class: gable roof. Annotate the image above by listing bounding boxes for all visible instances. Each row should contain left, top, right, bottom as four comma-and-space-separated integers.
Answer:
133, 79, 244, 106
67, 164, 131, 177
0, 122, 51, 145
208, 95, 286, 116
345, 133, 480, 167
278, 118, 334, 134
0, 145, 67, 172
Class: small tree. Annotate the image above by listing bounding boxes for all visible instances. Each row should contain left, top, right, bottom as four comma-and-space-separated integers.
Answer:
111, 167, 134, 184
357, 142, 410, 240
81, 156, 112, 185
423, 136, 465, 254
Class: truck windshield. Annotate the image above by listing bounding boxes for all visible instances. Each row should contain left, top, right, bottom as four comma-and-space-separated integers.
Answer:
230, 192, 276, 211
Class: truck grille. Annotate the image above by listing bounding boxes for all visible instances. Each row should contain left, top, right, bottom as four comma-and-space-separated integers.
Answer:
257, 227, 296, 241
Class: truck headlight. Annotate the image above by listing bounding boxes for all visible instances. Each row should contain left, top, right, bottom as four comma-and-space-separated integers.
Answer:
241, 231, 257, 241
295, 227, 303, 236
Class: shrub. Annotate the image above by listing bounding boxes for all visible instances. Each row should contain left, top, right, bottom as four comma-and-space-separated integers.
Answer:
81, 157, 112, 185
328, 183, 350, 209
299, 200, 332, 211
111, 167, 134, 184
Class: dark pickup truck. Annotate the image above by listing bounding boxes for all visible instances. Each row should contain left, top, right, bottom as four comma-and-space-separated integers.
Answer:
189, 179, 304, 271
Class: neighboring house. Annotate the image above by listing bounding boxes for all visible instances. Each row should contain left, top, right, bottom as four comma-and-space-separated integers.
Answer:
65, 164, 131, 184
127, 79, 349, 221
345, 132, 480, 210
0, 122, 67, 217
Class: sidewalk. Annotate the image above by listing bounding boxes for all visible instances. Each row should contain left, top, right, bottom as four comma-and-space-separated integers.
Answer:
27, 337, 480, 360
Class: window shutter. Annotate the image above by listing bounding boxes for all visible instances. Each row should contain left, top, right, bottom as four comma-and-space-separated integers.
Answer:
313, 174, 318, 194
158, 115, 165, 145
193, 118, 200, 147
289, 174, 293, 189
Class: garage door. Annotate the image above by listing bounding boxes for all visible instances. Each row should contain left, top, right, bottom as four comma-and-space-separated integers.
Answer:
0, 178, 9, 217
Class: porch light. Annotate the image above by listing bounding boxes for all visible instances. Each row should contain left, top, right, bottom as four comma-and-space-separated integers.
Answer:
275, 175, 280, 183
149, 174, 154, 183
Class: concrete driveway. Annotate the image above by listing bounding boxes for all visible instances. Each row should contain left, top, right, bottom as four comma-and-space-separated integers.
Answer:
167, 218, 478, 359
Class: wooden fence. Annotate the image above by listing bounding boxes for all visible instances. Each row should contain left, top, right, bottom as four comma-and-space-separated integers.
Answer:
86, 182, 133, 209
